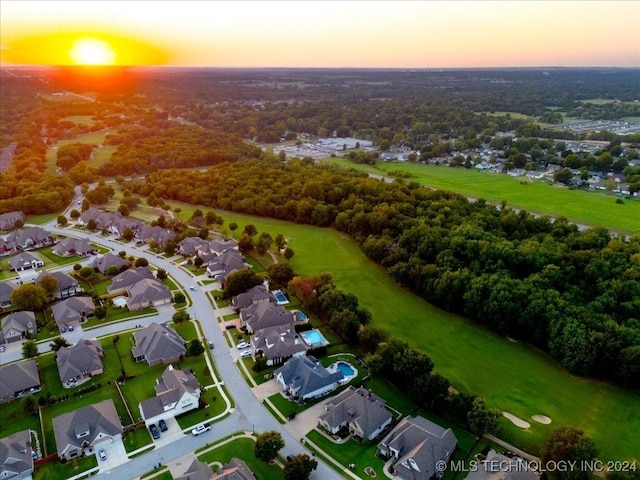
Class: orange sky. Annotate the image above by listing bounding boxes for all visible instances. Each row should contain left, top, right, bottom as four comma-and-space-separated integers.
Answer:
1, 1, 639, 68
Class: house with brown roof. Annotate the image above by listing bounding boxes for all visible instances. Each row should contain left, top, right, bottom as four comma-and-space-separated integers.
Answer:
139, 364, 201, 425
56, 339, 105, 385
0, 360, 41, 404
377, 415, 458, 480
0, 429, 34, 480
318, 386, 392, 442
0, 311, 36, 344
125, 278, 172, 311
131, 323, 186, 366
52, 399, 123, 461
51, 296, 95, 330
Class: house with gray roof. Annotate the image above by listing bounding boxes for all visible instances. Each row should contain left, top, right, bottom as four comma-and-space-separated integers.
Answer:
36, 270, 81, 299
4, 226, 55, 251
0, 211, 25, 232
377, 415, 458, 480
107, 266, 155, 294
211, 458, 255, 480
110, 217, 143, 237
132, 323, 186, 366
0, 281, 18, 308
0, 311, 36, 344
318, 386, 392, 442
52, 237, 97, 257
56, 339, 105, 385
0, 238, 14, 256
8, 252, 44, 272
78, 207, 103, 226
232, 284, 275, 312
206, 250, 248, 279
275, 355, 344, 401
175, 459, 213, 480
465, 449, 538, 480
0, 360, 41, 404
0, 429, 34, 480
177, 237, 210, 257
240, 302, 295, 334
209, 238, 238, 255
125, 278, 172, 311
139, 364, 201, 424
51, 296, 95, 329
91, 253, 129, 274
136, 225, 176, 247
251, 324, 307, 366
52, 399, 123, 461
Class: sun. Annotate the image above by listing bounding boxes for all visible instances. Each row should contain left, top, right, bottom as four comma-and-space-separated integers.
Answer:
69, 38, 116, 65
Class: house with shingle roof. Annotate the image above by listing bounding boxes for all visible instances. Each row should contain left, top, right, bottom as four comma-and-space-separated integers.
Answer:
0, 211, 25, 232
4, 226, 55, 251
136, 225, 176, 248
52, 399, 123, 461
107, 266, 155, 294
275, 355, 343, 401
175, 459, 213, 480
210, 458, 255, 480
36, 270, 81, 299
91, 253, 129, 274
0, 311, 36, 344
206, 250, 248, 279
52, 237, 97, 257
0, 360, 41, 404
318, 386, 392, 442
125, 278, 172, 311
209, 238, 238, 255
8, 252, 44, 272
240, 302, 295, 334
251, 324, 307, 366
377, 415, 458, 480
465, 449, 538, 480
177, 237, 211, 257
56, 339, 105, 385
232, 284, 275, 312
132, 323, 186, 366
139, 364, 201, 424
0, 429, 34, 480
0, 281, 18, 308
51, 296, 95, 329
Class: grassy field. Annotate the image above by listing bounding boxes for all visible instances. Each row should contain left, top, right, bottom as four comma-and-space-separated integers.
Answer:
197, 437, 284, 479
45, 130, 113, 174
322, 158, 640, 234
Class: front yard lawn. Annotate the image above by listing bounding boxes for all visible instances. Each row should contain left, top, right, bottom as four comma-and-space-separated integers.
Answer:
197, 437, 284, 480
123, 424, 153, 453
34, 454, 97, 480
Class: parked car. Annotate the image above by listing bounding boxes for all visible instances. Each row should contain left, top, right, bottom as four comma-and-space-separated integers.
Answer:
149, 424, 160, 439
191, 423, 211, 436
158, 419, 168, 432
98, 449, 107, 461
0, 345, 5, 352
180, 260, 189, 266
240, 350, 252, 358
208, 341, 214, 349
236, 341, 250, 349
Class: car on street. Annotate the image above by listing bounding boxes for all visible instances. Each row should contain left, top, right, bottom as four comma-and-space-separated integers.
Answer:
191, 423, 211, 436
208, 341, 214, 349
98, 449, 107, 461
0, 345, 5, 352
236, 341, 250, 349
149, 423, 160, 439
189, 286, 197, 291
60, 327, 66, 333
158, 419, 168, 432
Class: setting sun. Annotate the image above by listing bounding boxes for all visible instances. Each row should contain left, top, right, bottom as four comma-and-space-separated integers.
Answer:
69, 38, 116, 65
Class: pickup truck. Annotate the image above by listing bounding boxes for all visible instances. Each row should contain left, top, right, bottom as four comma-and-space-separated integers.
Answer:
191, 423, 211, 436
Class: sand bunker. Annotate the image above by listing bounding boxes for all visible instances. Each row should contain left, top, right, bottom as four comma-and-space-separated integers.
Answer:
502, 411, 531, 428
532, 415, 552, 424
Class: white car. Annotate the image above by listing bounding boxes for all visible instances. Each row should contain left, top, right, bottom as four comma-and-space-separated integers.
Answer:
98, 449, 106, 461
236, 341, 250, 349
191, 423, 211, 436
240, 350, 252, 358
180, 260, 189, 266
189, 286, 197, 291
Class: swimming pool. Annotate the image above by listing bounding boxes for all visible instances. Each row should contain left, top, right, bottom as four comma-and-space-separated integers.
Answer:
300, 329, 329, 347
336, 361, 355, 377
327, 360, 358, 381
295, 311, 308, 322
272, 289, 289, 305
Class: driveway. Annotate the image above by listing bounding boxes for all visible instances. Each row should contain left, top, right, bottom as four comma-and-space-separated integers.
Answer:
152, 417, 185, 447
96, 437, 127, 473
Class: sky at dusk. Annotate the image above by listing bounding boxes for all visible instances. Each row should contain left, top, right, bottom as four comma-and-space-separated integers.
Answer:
1, 0, 639, 68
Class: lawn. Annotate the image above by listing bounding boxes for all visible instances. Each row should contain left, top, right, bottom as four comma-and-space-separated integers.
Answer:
34, 455, 97, 480
197, 437, 284, 480
321, 158, 640, 235
45, 130, 112, 174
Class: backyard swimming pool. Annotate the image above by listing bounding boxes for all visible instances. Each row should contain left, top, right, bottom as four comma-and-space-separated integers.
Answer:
327, 360, 358, 382
295, 311, 308, 322
300, 329, 329, 347
335, 361, 355, 377
272, 289, 289, 305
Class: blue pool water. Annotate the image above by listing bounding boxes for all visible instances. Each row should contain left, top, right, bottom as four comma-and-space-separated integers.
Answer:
274, 291, 288, 303
300, 329, 327, 346
336, 362, 355, 377
296, 311, 308, 321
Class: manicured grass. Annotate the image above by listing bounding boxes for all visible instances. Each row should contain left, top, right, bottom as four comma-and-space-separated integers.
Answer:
38, 248, 82, 268
322, 158, 640, 234
45, 131, 112, 174
34, 455, 97, 480
197, 437, 284, 480
361, 376, 415, 417
27, 213, 59, 225
122, 425, 153, 453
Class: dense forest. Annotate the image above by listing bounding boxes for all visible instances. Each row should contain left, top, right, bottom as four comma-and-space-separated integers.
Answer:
124, 158, 640, 388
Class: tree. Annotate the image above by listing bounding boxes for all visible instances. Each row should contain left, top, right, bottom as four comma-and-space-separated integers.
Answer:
11, 284, 48, 311
79, 266, 94, 279
37, 273, 59, 298
467, 397, 500, 436
122, 227, 135, 241
274, 233, 287, 251
22, 395, 36, 414
193, 255, 204, 268
284, 247, 295, 261
223, 269, 262, 299
188, 339, 205, 357
541, 428, 598, 480
229, 222, 238, 237
554, 168, 573, 184
238, 233, 254, 253
254, 431, 285, 462
156, 268, 168, 280
284, 454, 318, 480
22, 340, 39, 358
106, 265, 120, 276
256, 232, 273, 255
357, 325, 387, 354
267, 263, 295, 289
243, 224, 258, 237
174, 292, 185, 304
117, 204, 130, 216
94, 305, 107, 319
173, 310, 190, 323
57, 215, 68, 226
50, 336, 71, 352
69, 209, 80, 219
134, 257, 149, 267
86, 218, 97, 231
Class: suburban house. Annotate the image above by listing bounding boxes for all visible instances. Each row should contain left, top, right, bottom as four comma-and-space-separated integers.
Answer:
51, 296, 95, 330
232, 284, 275, 312
0, 281, 18, 308
0, 360, 41, 404
139, 364, 201, 425
274, 355, 344, 401
175, 459, 213, 480
0, 238, 14, 256
107, 266, 155, 295
206, 249, 248, 279
211, 458, 254, 480
0, 211, 25, 232
91, 253, 129, 274
377, 415, 458, 480
52, 399, 123, 461
109, 217, 144, 237
125, 278, 172, 311
132, 323, 186, 366
8, 252, 44, 272
465, 450, 538, 480
0, 311, 36, 344
36, 270, 82, 299
177, 237, 210, 257
78, 209, 141, 236
0, 429, 34, 480
52, 237, 97, 257
251, 324, 308, 366
56, 339, 105, 385
318, 386, 392, 442
209, 238, 238, 254
4, 226, 55, 251
136, 225, 176, 247
240, 302, 296, 334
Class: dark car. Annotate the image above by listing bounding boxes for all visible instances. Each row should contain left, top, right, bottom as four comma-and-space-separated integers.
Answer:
149, 423, 160, 439
158, 419, 168, 432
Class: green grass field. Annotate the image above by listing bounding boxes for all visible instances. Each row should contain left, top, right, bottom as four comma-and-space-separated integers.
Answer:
322, 158, 640, 234
197, 437, 284, 479
45, 130, 113, 174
